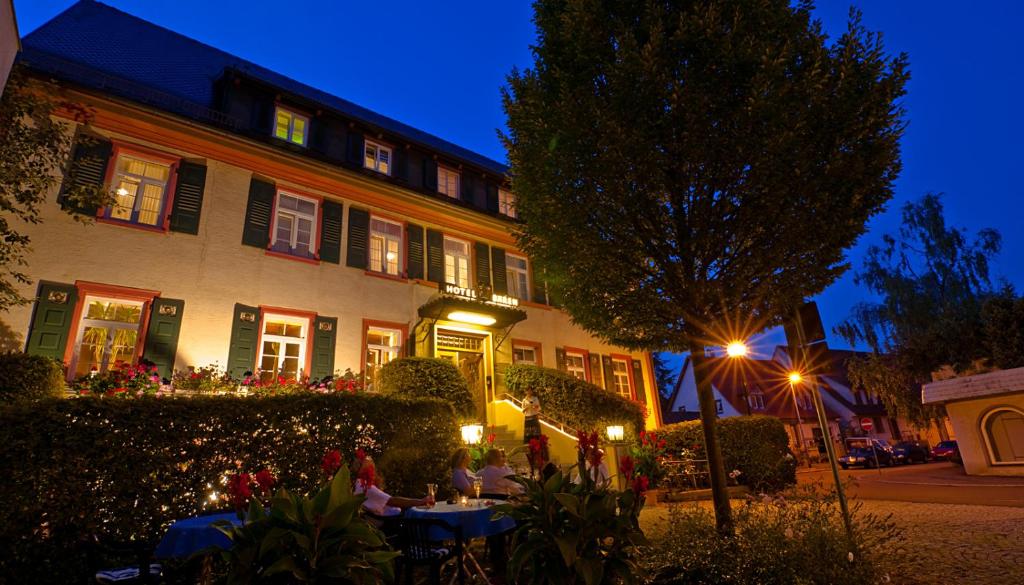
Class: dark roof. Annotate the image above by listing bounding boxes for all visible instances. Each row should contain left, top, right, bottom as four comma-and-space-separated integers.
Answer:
19, 0, 508, 175
702, 357, 842, 421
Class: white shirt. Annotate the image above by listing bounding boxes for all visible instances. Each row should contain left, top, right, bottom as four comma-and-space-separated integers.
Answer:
355, 480, 401, 517
479, 464, 525, 495
523, 395, 541, 417
453, 467, 477, 495
573, 462, 610, 486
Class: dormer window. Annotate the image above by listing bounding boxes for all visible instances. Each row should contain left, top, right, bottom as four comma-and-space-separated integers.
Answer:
749, 391, 766, 410
438, 166, 460, 198
364, 140, 392, 175
274, 106, 308, 146
498, 188, 516, 218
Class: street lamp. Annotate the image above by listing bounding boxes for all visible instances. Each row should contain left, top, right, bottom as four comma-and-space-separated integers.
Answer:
725, 341, 748, 358
606, 425, 625, 443
787, 371, 810, 467
461, 424, 484, 445
788, 371, 802, 384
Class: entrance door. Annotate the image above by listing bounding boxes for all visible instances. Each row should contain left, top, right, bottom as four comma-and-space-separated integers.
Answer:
436, 330, 488, 420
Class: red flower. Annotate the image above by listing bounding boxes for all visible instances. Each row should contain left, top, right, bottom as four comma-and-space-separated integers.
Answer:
588, 446, 604, 469
619, 454, 635, 479
486, 433, 496, 445
113, 387, 127, 394
321, 449, 342, 476
357, 461, 376, 487
190, 372, 200, 379
355, 448, 367, 461
227, 473, 252, 510
658, 439, 667, 449
254, 469, 276, 495
632, 475, 649, 495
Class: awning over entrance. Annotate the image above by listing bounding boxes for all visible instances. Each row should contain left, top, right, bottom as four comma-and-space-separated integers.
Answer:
417, 291, 528, 329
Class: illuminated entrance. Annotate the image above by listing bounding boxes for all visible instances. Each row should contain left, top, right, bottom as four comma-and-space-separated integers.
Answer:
435, 328, 491, 420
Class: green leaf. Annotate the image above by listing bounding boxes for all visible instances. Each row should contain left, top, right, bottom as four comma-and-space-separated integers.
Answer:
575, 557, 604, 585
553, 492, 581, 517
555, 533, 579, 567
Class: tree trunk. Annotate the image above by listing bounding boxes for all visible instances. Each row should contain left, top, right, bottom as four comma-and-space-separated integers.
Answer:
934, 417, 949, 441
689, 341, 733, 534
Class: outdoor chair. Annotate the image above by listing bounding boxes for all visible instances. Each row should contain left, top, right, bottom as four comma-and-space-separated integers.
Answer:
395, 517, 465, 585
83, 534, 162, 585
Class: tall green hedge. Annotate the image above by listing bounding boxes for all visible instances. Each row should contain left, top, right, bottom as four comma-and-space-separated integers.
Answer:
660, 415, 797, 492
504, 364, 645, 437
0, 393, 458, 582
0, 352, 65, 403
378, 356, 475, 417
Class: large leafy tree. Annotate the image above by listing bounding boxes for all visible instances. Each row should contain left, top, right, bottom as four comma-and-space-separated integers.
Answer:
0, 69, 110, 312
836, 194, 1004, 425
504, 0, 907, 530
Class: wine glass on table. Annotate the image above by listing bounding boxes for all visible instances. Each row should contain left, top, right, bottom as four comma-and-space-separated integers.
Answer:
426, 483, 437, 507
473, 478, 482, 505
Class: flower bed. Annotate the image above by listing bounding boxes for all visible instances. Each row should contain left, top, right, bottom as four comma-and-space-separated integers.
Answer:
0, 393, 458, 582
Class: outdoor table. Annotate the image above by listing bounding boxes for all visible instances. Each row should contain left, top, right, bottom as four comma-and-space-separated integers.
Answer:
406, 500, 516, 584
154, 512, 240, 559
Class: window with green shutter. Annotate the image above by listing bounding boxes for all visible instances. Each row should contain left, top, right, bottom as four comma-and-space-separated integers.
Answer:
319, 200, 343, 264
474, 242, 491, 288
309, 316, 337, 380
632, 359, 648, 406
226, 303, 260, 379
241, 178, 275, 248
346, 207, 370, 269
59, 133, 112, 215
142, 298, 185, 380
490, 247, 508, 294
25, 282, 79, 361
168, 162, 207, 235
425, 229, 444, 284
406, 223, 425, 280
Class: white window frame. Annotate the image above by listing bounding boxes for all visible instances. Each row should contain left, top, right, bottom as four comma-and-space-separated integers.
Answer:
368, 216, 403, 276
259, 313, 310, 380
365, 326, 403, 392
505, 253, 530, 301
443, 236, 471, 288
512, 344, 539, 366
610, 357, 633, 399
565, 351, 588, 381
438, 166, 460, 198
71, 296, 146, 376
109, 153, 172, 226
271, 191, 318, 257
274, 106, 309, 146
498, 188, 516, 218
364, 140, 392, 175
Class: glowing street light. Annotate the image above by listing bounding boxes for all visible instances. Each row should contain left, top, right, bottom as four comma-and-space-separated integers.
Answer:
461, 424, 484, 445
725, 341, 748, 358
788, 371, 803, 384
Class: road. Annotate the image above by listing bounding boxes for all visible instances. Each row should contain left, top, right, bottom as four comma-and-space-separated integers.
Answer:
796, 460, 1024, 507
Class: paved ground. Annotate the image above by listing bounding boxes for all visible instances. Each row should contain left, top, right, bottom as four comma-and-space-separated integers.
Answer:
796, 461, 1024, 507
640, 499, 1024, 585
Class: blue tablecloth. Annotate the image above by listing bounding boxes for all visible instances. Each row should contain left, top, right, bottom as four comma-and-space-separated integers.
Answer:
155, 512, 240, 559
405, 500, 515, 540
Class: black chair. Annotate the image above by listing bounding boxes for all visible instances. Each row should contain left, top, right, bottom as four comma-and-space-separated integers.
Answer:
84, 535, 161, 585
396, 517, 464, 585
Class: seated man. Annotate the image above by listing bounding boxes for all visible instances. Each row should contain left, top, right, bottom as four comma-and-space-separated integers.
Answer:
352, 455, 433, 525
478, 448, 525, 497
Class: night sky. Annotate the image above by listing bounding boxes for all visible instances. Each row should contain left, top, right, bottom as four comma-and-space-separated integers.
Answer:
15, 1, 1024, 370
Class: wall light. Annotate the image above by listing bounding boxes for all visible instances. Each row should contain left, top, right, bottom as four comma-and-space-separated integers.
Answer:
447, 311, 496, 326
461, 424, 484, 445
606, 425, 625, 443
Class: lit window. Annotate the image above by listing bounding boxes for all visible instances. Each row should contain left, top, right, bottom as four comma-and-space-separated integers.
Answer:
749, 392, 766, 410
71, 297, 144, 376
438, 166, 460, 198
498, 188, 516, 218
110, 154, 171, 226
365, 326, 402, 392
513, 344, 539, 365
443, 237, 471, 287
565, 351, 587, 381
271, 192, 318, 258
274, 107, 308, 146
259, 314, 308, 382
506, 253, 530, 301
611, 358, 632, 399
369, 217, 402, 276
364, 140, 392, 175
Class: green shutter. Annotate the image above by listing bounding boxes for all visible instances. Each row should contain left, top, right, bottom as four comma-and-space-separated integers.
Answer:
309, 316, 337, 380
346, 132, 364, 166
58, 133, 112, 215
589, 353, 604, 388
632, 358, 647, 404
407, 223, 425, 280
226, 303, 260, 379
319, 200, 343, 264
168, 161, 207, 235
422, 159, 438, 191
602, 355, 615, 393
474, 242, 491, 288
555, 347, 567, 372
142, 298, 185, 380
491, 247, 508, 294
25, 282, 78, 362
346, 207, 370, 268
531, 264, 548, 305
241, 177, 275, 248
426, 229, 444, 283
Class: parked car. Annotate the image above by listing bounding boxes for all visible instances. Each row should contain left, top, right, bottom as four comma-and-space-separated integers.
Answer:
892, 441, 929, 464
839, 438, 894, 469
930, 440, 959, 461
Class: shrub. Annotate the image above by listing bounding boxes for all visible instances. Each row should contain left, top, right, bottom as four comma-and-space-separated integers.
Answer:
378, 357, 474, 417
0, 352, 65, 402
0, 393, 458, 582
643, 489, 904, 585
505, 364, 646, 437
660, 415, 797, 492
69, 360, 162, 396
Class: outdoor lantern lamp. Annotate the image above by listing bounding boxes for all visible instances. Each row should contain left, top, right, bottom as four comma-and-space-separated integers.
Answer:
725, 341, 748, 358
447, 311, 497, 326
461, 424, 484, 445
606, 425, 625, 443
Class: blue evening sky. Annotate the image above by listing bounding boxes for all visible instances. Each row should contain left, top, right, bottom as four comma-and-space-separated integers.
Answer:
15, 1, 1024, 374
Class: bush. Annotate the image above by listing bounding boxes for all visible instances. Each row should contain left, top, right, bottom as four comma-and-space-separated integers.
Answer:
505, 364, 646, 437
643, 489, 904, 585
0, 393, 458, 582
0, 352, 65, 403
378, 357, 474, 417
660, 415, 797, 492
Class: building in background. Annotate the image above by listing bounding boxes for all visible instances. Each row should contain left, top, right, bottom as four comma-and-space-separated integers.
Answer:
10, 1, 662, 434
0, 0, 19, 96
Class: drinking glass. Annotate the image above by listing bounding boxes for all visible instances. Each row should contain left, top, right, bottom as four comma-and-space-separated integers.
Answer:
426, 483, 437, 507
473, 479, 482, 502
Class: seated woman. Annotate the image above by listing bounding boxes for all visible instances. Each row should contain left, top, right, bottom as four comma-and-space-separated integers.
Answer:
478, 448, 525, 497
450, 448, 477, 497
352, 455, 433, 523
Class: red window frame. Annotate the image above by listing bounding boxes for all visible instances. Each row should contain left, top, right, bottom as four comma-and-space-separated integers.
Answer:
563, 346, 591, 383
511, 339, 543, 367
98, 141, 180, 233
609, 353, 637, 400
62, 281, 161, 378
264, 186, 324, 265
257, 305, 318, 380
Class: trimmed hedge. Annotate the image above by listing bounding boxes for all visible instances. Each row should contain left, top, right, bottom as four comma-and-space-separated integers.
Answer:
660, 415, 797, 492
0, 393, 459, 582
504, 364, 646, 437
378, 356, 475, 417
0, 352, 65, 403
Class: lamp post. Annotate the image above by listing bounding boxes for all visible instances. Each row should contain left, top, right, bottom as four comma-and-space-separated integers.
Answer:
787, 372, 811, 467
461, 423, 484, 445
606, 425, 625, 490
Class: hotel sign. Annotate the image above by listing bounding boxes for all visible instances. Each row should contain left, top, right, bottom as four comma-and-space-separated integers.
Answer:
441, 283, 520, 308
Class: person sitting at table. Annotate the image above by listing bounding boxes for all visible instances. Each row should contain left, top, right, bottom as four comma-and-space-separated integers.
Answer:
451, 448, 477, 497
352, 455, 433, 524
478, 448, 524, 497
